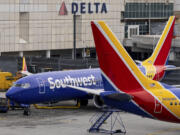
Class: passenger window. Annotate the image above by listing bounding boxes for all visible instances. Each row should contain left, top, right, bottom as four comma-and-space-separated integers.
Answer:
175, 102, 177, 105
170, 102, 173, 105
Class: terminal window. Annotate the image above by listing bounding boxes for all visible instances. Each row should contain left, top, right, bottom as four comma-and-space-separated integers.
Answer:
124, 2, 173, 38
19, 12, 29, 43
124, 3, 173, 19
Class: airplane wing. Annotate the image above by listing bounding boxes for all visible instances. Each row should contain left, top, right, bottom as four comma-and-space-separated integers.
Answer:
172, 85, 180, 88
66, 85, 104, 95
66, 85, 132, 102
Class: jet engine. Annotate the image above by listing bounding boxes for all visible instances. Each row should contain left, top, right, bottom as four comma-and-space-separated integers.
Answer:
93, 95, 105, 108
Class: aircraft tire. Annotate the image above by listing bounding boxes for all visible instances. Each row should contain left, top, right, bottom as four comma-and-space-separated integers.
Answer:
80, 99, 88, 106
23, 107, 31, 116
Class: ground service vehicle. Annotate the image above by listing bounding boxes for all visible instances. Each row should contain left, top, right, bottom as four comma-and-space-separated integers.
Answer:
0, 72, 19, 91
0, 97, 8, 113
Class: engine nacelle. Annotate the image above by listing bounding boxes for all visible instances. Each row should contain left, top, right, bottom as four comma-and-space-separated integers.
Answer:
93, 95, 105, 108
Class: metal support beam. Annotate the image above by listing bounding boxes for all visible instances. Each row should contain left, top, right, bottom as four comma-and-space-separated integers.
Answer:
73, 14, 76, 60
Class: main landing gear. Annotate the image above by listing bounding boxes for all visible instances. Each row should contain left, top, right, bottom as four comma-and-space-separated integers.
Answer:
79, 99, 88, 106
23, 106, 31, 116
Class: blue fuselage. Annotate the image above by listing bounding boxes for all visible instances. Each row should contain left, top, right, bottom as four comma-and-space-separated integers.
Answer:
7, 68, 103, 104
6, 67, 175, 119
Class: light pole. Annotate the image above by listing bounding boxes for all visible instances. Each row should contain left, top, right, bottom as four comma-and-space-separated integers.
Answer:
149, 2, 151, 35
73, 14, 76, 60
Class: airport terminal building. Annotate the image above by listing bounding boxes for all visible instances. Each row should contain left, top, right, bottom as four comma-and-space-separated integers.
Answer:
0, 0, 124, 59
0, 0, 180, 61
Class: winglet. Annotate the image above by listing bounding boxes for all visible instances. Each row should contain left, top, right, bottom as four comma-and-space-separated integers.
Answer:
142, 16, 176, 66
91, 21, 158, 92
21, 57, 32, 76
22, 57, 27, 71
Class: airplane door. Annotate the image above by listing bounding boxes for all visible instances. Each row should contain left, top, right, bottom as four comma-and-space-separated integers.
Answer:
36, 78, 45, 94
154, 97, 162, 113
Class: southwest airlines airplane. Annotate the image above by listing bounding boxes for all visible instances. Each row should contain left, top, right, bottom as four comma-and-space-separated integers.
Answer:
86, 19, 180, 123
6, 16, 178, 116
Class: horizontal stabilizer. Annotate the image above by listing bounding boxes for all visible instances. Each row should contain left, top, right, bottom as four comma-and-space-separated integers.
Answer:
165, 67, 180, 71
101, 91, 132, 102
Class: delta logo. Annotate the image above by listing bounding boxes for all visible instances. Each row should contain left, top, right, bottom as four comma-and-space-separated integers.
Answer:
59, 1, 108, 15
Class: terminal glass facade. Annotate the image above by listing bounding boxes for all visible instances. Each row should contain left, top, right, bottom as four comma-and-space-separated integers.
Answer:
124, 3, 173, 18
124, 2, 173, 38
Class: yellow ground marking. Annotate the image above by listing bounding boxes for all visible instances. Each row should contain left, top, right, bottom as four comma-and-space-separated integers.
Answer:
33, 101, 80, 109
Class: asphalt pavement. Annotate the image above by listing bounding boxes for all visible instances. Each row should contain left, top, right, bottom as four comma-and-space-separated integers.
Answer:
0, 101, 179, 135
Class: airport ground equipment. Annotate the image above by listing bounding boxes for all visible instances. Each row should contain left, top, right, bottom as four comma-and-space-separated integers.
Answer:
0, 97, 8, 113
89, 109, 126, 134
0, 72, 17, 91
0, 71, 23, 91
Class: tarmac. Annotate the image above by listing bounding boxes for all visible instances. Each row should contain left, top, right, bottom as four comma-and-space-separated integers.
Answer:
0, 101, 179, 135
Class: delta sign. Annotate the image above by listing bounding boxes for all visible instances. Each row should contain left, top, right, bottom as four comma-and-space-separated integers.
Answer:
59, 1, 108, 15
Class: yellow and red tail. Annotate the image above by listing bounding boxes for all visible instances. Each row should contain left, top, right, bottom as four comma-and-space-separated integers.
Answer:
22, 57, 27, 72
142, 16, 175, 66
21, 57, 32, 76
91, 21, 150, 92
91, 21, 180, 123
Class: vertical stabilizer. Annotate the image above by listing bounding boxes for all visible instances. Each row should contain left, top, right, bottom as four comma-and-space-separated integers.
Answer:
21, 57, 32, 76
91, 21, 180, 122
91, 21, 152, 92
142, 16, 175, 66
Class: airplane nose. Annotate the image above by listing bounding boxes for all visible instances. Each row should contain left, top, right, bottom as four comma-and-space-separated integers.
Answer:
6, 86, 33, 104
6, 88, 18, 101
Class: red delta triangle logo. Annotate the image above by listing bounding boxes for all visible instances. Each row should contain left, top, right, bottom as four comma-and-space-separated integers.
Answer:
59, 1, 68, 15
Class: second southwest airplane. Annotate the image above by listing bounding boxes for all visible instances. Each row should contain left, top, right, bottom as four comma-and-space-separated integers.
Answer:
88, 18, 180, 123
6, 16, 178, 116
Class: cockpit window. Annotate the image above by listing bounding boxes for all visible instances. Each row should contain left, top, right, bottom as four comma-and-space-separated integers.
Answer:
13, 83, 21, 87
6, 76, 14, 80
13, 83, 30, 89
